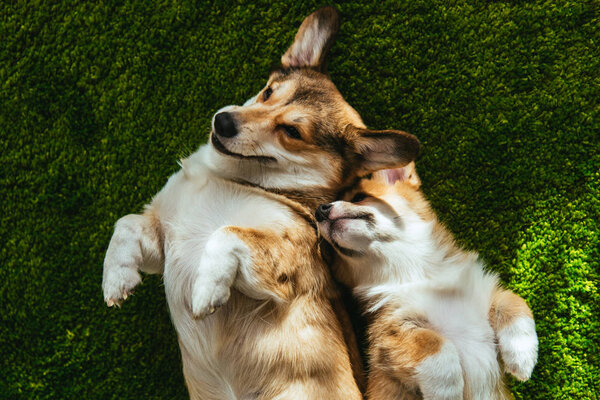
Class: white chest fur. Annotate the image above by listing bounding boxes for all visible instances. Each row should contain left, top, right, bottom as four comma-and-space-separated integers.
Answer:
147, 148, 296, 398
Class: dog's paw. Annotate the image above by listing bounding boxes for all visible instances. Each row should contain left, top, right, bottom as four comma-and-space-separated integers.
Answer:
416, 342, 464, 400
188, 229, 242, 319
190, 277, 231, 319
102, 266, 142, 307
498, 316, 538, 381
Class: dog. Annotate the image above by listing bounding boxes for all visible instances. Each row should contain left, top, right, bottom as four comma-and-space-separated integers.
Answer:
102, 7, 420, 399
316, 162, 538, 399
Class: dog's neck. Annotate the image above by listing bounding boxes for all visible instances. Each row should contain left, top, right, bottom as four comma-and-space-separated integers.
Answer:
348, 220, 476, 307
259, 187, 337, 213
190, 144, 339, 211
182, 145, 338, 236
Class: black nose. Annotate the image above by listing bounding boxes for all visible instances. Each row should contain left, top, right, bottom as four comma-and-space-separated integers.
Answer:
214, 112, 238, 138
316, 203, 332, 222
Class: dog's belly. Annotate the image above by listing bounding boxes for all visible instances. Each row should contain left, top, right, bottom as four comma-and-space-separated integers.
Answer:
151, 168, 297, 398
404, 268, 501, 398
166, 290, 266, 400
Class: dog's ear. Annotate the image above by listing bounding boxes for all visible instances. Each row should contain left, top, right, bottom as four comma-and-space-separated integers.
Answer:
373, 162, 422, 188
281, 6, 340, 72
350, 127, 420, 177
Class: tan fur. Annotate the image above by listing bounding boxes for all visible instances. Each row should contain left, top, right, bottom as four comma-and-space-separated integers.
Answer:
281, 6, 340, 72
489, 287, 534, 331
367, 368, 422, 400
103, 7, 423, 398
369, 308, 443, 381
224, 223, 327, 302
358, 178, 471, 263
324, 173, 536, 399
193, 215, 359, 398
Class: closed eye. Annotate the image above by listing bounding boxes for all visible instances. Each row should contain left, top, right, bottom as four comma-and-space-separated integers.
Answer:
280, 125, 302, 140
350, 193, 368, 203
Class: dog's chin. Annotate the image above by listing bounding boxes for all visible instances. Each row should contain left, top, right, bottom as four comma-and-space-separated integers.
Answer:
318, 220, 364, 258
210, 133, 277, 163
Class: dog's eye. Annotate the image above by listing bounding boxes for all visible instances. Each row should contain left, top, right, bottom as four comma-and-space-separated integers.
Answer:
281, 125, 302, 140
263, 87, 273, 101
350, 193, 368, 203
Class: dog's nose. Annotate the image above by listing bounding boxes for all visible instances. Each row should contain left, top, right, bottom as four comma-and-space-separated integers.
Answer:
214, 112, 238, 138
316, 203, 332, 222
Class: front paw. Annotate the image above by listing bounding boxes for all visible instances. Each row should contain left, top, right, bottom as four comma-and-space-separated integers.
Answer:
190, 277, 231, 319
498, 316, 538, 381
188, 229, 243, 319
102, 265, 141, 307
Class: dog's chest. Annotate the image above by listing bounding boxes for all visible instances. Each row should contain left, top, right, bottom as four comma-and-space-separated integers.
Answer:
155, 169, 294, 255
150, 169, 300, 396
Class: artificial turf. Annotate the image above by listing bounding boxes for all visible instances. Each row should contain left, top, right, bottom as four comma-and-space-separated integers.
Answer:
1, 1, 598, 399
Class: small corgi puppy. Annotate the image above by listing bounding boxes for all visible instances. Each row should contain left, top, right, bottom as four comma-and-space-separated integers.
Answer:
102, 7, 420, 399
316, 163, 538, 400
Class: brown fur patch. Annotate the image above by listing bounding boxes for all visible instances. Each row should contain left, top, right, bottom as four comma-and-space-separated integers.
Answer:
356, 178, 471, 262
489, 288, 534, 332
367, 368, 422, 400
369, 308, 443, 382
225, 224, 325, 301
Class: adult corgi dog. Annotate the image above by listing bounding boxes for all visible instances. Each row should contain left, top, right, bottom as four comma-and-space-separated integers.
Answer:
316, 163, 538, 400
101, 7, 420, 400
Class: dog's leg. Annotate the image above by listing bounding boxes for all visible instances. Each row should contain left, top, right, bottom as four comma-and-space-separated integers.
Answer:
189, 227, 248, 319
190, 225, 317, 319
367, 368, 420, 400
102, 212, 164, 307
369, 321, 463, 400
489, 288, 538, 381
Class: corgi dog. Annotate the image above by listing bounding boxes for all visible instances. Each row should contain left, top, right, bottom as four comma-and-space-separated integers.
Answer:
316, 163, 538, 400
101, 7, 420, 400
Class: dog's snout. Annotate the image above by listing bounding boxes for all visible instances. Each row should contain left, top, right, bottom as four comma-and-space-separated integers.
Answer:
316, 203, 333, 222
214, 112, 238, 138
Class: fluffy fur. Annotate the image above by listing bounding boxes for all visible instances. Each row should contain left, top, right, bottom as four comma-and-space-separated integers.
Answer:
317, 163, 538, 400
102, 7, 421, 399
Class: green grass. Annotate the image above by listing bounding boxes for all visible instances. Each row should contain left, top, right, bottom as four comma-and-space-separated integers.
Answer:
1, 1, 598, 399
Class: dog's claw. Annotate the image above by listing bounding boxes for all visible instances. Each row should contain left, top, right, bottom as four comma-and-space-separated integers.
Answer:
107, 299, 114, 307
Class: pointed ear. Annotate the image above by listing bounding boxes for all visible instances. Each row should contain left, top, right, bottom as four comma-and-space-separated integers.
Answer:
281, 6, 340, 72
373, 162, 422, 188
351, 127, 421, 177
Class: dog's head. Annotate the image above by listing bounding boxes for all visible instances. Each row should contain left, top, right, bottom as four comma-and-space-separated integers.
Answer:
207, 7, 420, 199
316, 162, 435, 268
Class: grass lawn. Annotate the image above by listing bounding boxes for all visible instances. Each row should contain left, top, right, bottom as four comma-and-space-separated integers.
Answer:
1, 1, 598, 399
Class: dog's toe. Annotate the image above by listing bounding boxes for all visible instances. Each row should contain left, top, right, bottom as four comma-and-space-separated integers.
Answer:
102, 267, 141, 308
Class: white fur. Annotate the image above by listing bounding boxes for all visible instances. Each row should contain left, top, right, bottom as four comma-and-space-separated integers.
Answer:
320, 193, 519, 398
103, 144, 296, 398
415, 341, 464, 400
190, 229, 248, 318
103, 214, 163, 306
497, 316, 538, 381
102, 8, 371, 398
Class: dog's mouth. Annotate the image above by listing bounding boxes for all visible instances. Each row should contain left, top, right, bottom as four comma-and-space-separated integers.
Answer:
328, 239, 363, 258
328, 213, 375, 227
211, 134, 277, 163
318, 216, 372, 258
